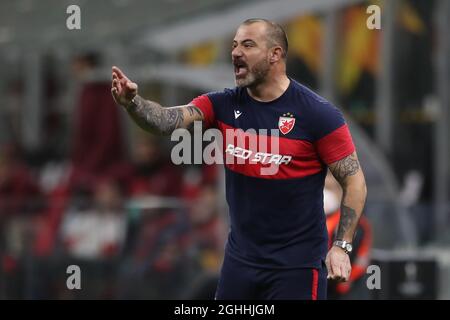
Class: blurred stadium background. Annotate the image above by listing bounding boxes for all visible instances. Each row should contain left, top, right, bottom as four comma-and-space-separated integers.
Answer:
0, 0, 449, 299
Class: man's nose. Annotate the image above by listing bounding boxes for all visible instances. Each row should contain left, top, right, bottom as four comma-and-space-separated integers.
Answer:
232, 47, 243, 59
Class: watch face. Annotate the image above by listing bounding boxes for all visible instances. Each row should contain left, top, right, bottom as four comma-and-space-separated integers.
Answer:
333, 241, 352, 253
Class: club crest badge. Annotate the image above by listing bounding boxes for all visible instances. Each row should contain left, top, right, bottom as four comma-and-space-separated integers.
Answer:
278, 112, 295, 135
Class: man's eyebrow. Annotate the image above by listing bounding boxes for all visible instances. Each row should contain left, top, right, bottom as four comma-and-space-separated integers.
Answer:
232, 39, 257, 44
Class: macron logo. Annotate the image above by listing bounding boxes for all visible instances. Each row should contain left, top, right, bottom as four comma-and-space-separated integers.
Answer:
234, 110, 243, 119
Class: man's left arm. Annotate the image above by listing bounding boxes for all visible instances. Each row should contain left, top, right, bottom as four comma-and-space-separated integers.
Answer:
326, 151, 367, 282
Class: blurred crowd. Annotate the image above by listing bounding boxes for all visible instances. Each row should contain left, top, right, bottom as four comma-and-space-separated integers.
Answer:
0, 53, 226, 299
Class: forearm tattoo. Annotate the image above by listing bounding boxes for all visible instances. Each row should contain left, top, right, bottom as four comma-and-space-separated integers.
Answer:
185, 105, 203, 132
336, 204, 357, 240
329, 153, 359, 182
185, 105, 203, 118
329, 153, 362, 241
127, 95, 184, 135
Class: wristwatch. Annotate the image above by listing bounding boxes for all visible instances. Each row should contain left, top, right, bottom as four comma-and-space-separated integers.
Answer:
333, 240, 353, 254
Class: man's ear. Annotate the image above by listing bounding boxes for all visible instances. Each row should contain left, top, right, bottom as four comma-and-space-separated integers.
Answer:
270, 47, 283, 63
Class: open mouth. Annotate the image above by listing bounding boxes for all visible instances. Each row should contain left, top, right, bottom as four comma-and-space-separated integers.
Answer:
233, 61, 248, 77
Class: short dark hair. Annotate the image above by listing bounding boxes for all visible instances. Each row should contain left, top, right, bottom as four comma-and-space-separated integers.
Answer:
241, 18, 288, 60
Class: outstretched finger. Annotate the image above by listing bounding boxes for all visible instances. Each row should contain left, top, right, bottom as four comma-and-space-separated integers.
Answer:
112, 66, 126, 80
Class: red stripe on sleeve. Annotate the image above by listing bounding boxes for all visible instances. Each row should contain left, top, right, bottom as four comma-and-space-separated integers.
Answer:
190, 95, 215, 129
312, 269, 318, 300
315, 124, 355, 165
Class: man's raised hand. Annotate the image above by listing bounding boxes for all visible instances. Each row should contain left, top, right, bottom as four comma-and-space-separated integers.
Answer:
111, 66, 138, 107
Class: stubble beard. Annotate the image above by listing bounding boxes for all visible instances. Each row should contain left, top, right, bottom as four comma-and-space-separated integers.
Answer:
235, 58, 271, 88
